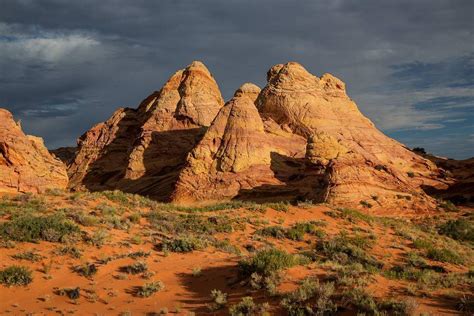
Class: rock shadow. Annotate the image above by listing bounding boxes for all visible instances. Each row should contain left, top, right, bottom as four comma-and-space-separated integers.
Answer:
81, 108, 206, 201
235, 152, 328, 203
176, 264, 281, 315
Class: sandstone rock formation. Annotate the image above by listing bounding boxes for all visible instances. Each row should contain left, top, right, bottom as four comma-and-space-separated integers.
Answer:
173, 62, 443, 209
67, 60, 451, 210
0, 109, 68, 193
67, 61, 224, 200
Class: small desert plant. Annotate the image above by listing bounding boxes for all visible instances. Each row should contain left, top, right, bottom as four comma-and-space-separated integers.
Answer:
359, 200, 373, 208
316, 232, 381, 269
74, 263, 98, 278
0, 266, 33, 286
54, 245, 83, 258
11, 250, 43, 262
239, 248, 310, 277
438, 218, 473, 243
209, 289, 228, 311
256, 225, 286, 239
229, 296, 269, 316
438, 200, 458, 212
160, 236, 206, 253
136, 281, 164, 297
85, 229, 109, 248
426, 247, 463, 264
0, 214, 80, 242
281, 278, 337, 316
56, 287, 80, 299
121, 261, 148, 274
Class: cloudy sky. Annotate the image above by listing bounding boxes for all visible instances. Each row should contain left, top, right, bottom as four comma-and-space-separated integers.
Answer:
1, 0, 473, 158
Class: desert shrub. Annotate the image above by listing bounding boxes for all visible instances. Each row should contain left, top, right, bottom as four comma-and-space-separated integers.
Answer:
209, 289, 228, 311
67, 210, 99, 226
438, 200, 458, 212
331, 208, 375, 224
263, 202, 289, 212
239, 248, 310, 277
229, 296, 269, 316
128, 212, 141, 224
121, 261, 148, 274
147, 211, 241, 235
0, 214, 80, 242
316, 232, 381, 269
56, 287, 80, 299
74, 263, 98, 277
378, 298, 418, 316
84, 229, 109, 247
11, 250, 43, 262
256, 225, 286, 239
359, 200, 373, 208
343, 288, 378, 314
286, 222, 321, 241
128, 250, 151, 259
281, 278, 337, 316
426, 247, 463, 264
160, 236, 206, 253
438, 219, 474, 243
54, 245, 83, 258
214, 239, 241, 255
136, 281, 164, 297
0, 266, 33, 286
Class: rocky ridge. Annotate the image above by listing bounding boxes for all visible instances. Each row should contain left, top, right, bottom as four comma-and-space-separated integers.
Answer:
0, 109, 68, 193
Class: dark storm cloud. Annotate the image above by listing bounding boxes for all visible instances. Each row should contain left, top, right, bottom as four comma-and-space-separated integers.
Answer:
390, 54, 474, 89
0, 0, 473, 158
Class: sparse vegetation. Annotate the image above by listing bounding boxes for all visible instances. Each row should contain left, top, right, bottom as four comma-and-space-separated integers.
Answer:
136, 281, 164, 297
74, 263, 98, 278
239, 248, 310, 277
229, 297, 269, 316
209, 289, 228, 311
0, 214, 80, 242
0, 266, 33, 286
121, 261, 148, 275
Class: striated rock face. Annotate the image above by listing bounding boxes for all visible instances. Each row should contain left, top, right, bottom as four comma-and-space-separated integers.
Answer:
256, 62, 440, 208
0, 109, 68, 193
66, 60, 451, 210
173, 62, 443, 209
67, 61, 224, 200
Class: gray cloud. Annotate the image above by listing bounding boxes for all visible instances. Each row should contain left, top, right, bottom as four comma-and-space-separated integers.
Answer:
0, 0, 473, 158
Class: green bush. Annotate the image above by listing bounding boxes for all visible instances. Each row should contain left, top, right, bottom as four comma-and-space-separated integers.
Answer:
121, 261, 148, 274
0, 266, 33, 286
426, 247, 463, 264
160, 236, 206, 253
281, 278, 337, 316
229, 296, 269, 316
11, 250, 43, 262
286, 222, 320, 241
74, 263, 98, 277
209, 289, 228, 311
0, 214, 80, 242
316, 232, 381, 269
239, 248, 310, 277
136, 281, 164, 297
438, 219, 474, 243
256, 225, 286, 239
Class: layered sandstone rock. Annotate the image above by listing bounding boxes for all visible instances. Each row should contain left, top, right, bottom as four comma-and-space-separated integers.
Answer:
256, 62, 440, 208
67, 61, 224, 200
173, 62, 443, 209
67, 60, 449, 210
0, 109, 68, 193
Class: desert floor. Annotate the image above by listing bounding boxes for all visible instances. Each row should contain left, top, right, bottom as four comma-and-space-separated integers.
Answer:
0, 190, 472, 315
